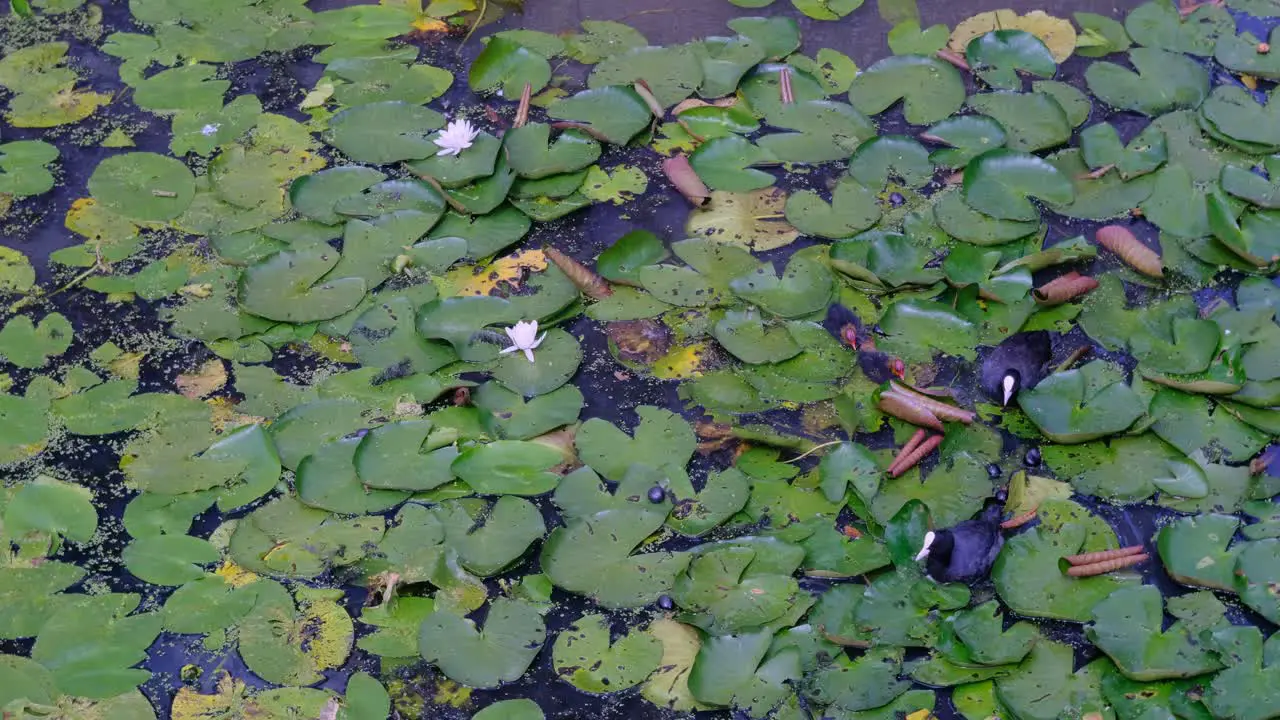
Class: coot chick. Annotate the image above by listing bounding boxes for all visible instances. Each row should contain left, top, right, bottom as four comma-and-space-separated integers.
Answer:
821, 304, 901, 383
980, 331, 1052, 406
915, 494, 1007, 583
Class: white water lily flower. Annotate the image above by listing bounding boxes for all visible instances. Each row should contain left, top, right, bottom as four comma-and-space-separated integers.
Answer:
434, 118, 481, 157
500, 320, 546, 363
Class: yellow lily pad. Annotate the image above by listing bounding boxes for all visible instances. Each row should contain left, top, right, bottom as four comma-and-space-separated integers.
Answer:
949, 10, 1077, 63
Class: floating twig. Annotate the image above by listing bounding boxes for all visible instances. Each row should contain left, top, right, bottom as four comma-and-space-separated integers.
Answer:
513, 82, 532, 128
783, 440, 845, 464
550, 121, 612, 143
634, 80, 665, 119
820, 627, 871, 648
1053, 345, 1093, 374
406, 166, 470, 214
1066, 553, 1149, 577
1034, 272, 1099, 305
780, 66, 795, 105
1065, 545, 1145, 566
936, 48, 970, 71
888, 434, 943, 478
1077, 163, 1115, 180
1001, 508, 1039, 529
663, 154, 711, 207
151, 189, 177, 197
1096, 225, 1164, 279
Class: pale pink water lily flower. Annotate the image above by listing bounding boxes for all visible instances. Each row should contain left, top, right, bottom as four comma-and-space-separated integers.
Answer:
501, 320, 546, 363
434, 118, 481, 157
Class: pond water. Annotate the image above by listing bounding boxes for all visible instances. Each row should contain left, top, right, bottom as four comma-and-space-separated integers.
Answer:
2, 0, 1280, 719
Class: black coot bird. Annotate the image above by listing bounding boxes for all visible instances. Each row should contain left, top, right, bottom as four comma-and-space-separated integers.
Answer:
980, 331, 1052, 407
915, 490, 1007, 583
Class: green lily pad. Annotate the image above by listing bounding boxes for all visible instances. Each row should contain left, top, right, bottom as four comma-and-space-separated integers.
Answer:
451, 439, 564, 496
325, 101, 444, 164
1019, 360, 1146, 443
296, 437, 410, 514
946, 600, 1039, 666
504, 124, 601, 180
1075, 11, 1133, 57
0, 562, 84, 639
848, 54, 967, 125
0, 140, 59, 197
688, 136, 776, 192
995, 641, 1112, 720
490, 328, 582, 397
965, 92, 1072, 153
4, 476, 96, 544
871, 452, 995, 528
1223, 156, 1280, 209
327, 58, 452, 107
237, 246, 366, 323
0, 312, 72, 369
712, 309, 803, 364
588, 45, 703, 108
1157, 513, 1242, 590
1085, 48, 1209, 116
726, 16, 800, 60
1124, 0, 1232, 56
993, 499, 1134, 621
932, 188, 1041, 245
565, 19, 648, 63
354, 419, 458, 491
552, 614, 663, 694
435, 496, 546, 576
237, 581, 352, 687
1217, 29, 1280, 80
696, 35, 768, 98
729, 253, 833, 317
1201, 86, 1280, 154
849, 135, 934, 189
229, 495, 384, 579
811, 646, 912, 712
31, 593, 162, 699
1079, 121, 1167, 180
672, 541, 804, 635
877, 298, 979, 363
288, 166, 387, 225
576, 406, 694, 480
161, 575, 256, 635
966, 30, 1057, 91
1087, 585, 1225, 680
668, 468, 752, 537
963, 149, 1074, 221
1033, 81, 1092, 128
548, 86, 652, 145
739, 64, 825, 120
88, 152, 196, 222
357, 596, 436, 659
888, 20, 950, 55
1236, 539, 1280, 624
122, 534, 220, 586
469, 36, 552, 97
597, 230, 667, 285
922, 115, 1008, 168
1203, 625, 1280, 720
756, 100, 876, 163
542, 504, 691, 608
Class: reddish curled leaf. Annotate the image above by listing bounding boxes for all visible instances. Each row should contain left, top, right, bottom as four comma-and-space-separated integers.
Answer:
888, 434, 943, 478
1000, 508, 1039, 529
1065, 553, 1149, 577
543, 246, 612, 300
897, 429, 928, 460
663, 154, 711, 207
936, 48, 970, 71
1034, 272, 1100, 305
890, 382, 976, 423
1078, 163, 1116, 180
877, 390, 945, 431
1064, 545, 1145, 566
633, 80, 665, 118
1095, 225, 1164, 278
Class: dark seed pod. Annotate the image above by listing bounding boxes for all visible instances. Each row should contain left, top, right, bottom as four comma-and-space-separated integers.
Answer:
1024, 448, 1042, 467
648, 486, 667, 504
657, 594, 675, 610
987, 463, 1002, 479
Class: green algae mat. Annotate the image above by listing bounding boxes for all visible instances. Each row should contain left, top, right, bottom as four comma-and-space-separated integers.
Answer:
1, 0, 1280, 717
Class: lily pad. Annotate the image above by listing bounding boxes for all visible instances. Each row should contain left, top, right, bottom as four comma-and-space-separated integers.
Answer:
1019, 361, 1146, 443
588, 45, 703, 108
505, 124, 602, 180
689, 136, 776, 192
325, 101, 444, 164
552, 614, 663, 694
1085, 48, 1209, 116
848, 55, 967, 125
966, 30, 1057, 90
451, 440, 564, 496
1124, 0, 1232, 56
849, 135, 934, 189
965, 92, 1072, 153
963, 149, 1074, 221
1235, 539, 1280, 624
88, 152, 196, 222
1156, 513, 1242, 590
0, 312, 73, 369
237, 246, 366, 323
469, 36, 552, 97
548, 86, 653, 145
1087, 585, 1225, 680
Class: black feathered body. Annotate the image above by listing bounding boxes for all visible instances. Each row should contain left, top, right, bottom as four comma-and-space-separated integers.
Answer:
980, 331, 1052, 404
925, 501, 1005, 583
